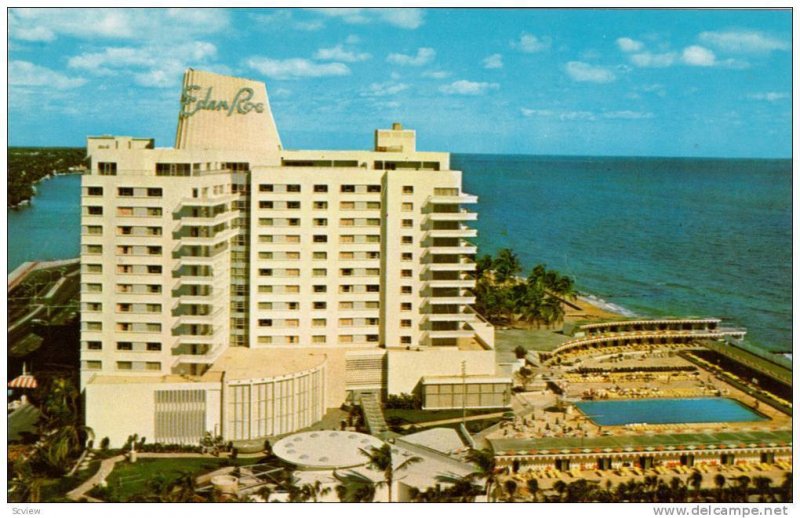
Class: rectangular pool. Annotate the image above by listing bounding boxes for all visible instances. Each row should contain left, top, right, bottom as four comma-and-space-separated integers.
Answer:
575, 398, 767, 426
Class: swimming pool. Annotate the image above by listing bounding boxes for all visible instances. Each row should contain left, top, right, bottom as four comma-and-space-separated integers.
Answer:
575, 398, 766, 426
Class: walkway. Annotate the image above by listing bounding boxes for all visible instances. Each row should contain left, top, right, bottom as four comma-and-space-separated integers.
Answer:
359, 393, 389, 435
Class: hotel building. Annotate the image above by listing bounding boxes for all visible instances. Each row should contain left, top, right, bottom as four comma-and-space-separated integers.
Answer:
80, 70, 509, 447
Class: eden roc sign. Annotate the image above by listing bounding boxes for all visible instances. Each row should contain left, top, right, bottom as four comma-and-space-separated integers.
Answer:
179, 85, 265, 118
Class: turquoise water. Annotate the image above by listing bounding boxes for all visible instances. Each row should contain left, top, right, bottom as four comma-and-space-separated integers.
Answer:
7, 174, 81, 271
456, 155, 791, 353
576, 398, 766, 426
6, 155, 792, 352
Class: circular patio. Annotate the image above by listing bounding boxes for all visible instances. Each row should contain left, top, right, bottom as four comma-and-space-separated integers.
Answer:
272, 431, 384, 471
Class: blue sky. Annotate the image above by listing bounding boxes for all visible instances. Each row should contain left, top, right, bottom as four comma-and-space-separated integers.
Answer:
8, 8, 792, 157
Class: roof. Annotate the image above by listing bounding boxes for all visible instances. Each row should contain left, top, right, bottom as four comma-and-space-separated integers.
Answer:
422, 375, 512, 385
273, 431, 384, 470
203, 348, 327, 382
401, 427, 465, 455
489, 429, 792, 456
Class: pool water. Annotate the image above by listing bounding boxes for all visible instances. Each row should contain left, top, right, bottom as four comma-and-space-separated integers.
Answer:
575, 398, 766, 426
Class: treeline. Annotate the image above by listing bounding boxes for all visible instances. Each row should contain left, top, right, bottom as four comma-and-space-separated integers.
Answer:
474, 248, 577, 328
8, 147, 87, 208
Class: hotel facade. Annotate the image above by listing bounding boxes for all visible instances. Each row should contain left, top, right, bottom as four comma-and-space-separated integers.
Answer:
80, 70, 508, 447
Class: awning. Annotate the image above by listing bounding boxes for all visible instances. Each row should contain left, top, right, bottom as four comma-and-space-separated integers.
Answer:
8, 375, 37, 389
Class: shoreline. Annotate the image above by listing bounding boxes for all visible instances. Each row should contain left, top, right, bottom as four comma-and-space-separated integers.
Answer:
8, 169, 84, 210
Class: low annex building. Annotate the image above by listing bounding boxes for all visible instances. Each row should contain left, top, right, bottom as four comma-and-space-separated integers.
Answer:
80, 69, 509, 447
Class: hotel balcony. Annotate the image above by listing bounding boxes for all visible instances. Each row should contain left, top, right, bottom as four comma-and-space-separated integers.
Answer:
425, 209, 478, 223
424, 227, 478, 240
172, 344, 225, 367
177, 228, 237, 247
173, 250, 228, 268
176, 328, 224, 346
173, 276, 216, 289
424, 328, 476, 340
175, 307, 225, 326
426, 244, 478, 255
423, 307, 478, 323
174, 211, 238, 230
425, 278, 476, 289
178, 194, 239, 209
427, 193, 478, 205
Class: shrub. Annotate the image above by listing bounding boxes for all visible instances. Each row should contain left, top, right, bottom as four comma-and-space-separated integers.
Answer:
514, 346, 528, 359
384, 393, 422, 410
99, 437, 110, 451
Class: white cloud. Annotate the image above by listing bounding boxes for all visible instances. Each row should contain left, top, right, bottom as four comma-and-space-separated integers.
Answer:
616, 37, 644, 52
363, 82, 410, 97
565, 61, 616, 83
9, 8, 229, 42
246, 57, 350, 80
439, 80, 499, 96
387, 48, 435, 66
699, 30, 790, 54
309, 8, 424, 29
682, 45, 716, 67
67, 41, 219, 88
345, 35, 360, 45
748, 92, 789, 102
250, 10, 324, 31
630, 52, 677, 68
482, 54, 503, 69
422, 70, 450, 79
512, 32, 551, 53
314, 44, 371, 63
521, 107, 653, 121
10, 60, 87, 89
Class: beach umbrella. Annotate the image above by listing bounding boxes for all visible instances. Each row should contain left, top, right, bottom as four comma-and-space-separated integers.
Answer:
7, 374, 37, 389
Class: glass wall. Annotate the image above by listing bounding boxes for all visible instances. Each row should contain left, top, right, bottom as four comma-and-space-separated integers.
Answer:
423, 381, 510, 410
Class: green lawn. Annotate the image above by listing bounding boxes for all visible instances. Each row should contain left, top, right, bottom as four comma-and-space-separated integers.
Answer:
94, 457, 252, 502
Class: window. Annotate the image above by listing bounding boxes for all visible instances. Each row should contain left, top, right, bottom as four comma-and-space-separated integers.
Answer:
118, 226, 132, 235
402, 236, 413, 245
312, 318, 326, 327
260, 184, 274, 192
313, 285, 327, 293
87, 341, 102, 350
313, 301, 327, 310
98, 162, 117, 175
401, 302, 412, 311
313, 268, 327, 277
287, 184, 301, 193
366, 285, 380, 292
259, 269, 273, 277
117, 342, 133, 351
287, 201, 301, 209
87, 206, 103, 215
313, 201, 328, 210
259, 319, 273, 327
402, 202, 413, 212
260, 201, 274, 209
312, 335, 326, 344
118, 187, 134, 197
147, 265, 162, 274
313, 251, 327, 260
146, 304, 161, 313
145, 362, 161, 371
147, 207, 162, 217
314, 185, 328, 193
313, 218, 327, 227
402, 219, 413, 228
147, 246, 162, 255
116, 362, 133, 370
313, 235, 327, 243
403, 186, 414, 194
367, 185, 381, 193
147, 188, 162, 197
401, 336, 412, 345
147, 284, 162, 294
401, 286, 412, 294
401, 319, 412, 328
117, 303, 132, 313
86, 361, 102, 370
341, 185, 355, 193
86, 264, 103, 273
87, 186, 103, 196
146, 342, 162, 351
402, 252, 413, 261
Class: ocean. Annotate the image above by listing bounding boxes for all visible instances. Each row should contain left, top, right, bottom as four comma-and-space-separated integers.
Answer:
6, 155, 792, 352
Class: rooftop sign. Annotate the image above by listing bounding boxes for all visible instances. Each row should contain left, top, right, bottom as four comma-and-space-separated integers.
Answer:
179, 85, 265, 118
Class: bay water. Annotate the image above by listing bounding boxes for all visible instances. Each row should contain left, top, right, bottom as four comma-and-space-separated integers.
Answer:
6, 155, 792, 352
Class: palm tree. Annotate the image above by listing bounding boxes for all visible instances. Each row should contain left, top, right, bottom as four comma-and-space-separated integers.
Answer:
714, 474, 727, 501
334, 470, 377, 502
435, 473, 483, 502
503, 479, 518, 502
669, 476, 688, 502
778, 472, 792, 502
493, 248, 521, 284
9, 458, 44, 503
552, 480, 568, 502
301, 480, 332, 502
465, 448, 499, 502
359, 443, 422, 502
475, 254, 494, 279
526, 478, 540, 502
689, 470, 703, 501
735, 476, 751, 503
753, 476, 773, 503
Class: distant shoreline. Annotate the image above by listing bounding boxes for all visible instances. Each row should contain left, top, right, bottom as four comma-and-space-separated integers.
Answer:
8, 169, 84, 210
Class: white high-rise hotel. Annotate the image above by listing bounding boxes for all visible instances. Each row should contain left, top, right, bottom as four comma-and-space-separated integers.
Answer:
80, 70, 509, 446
